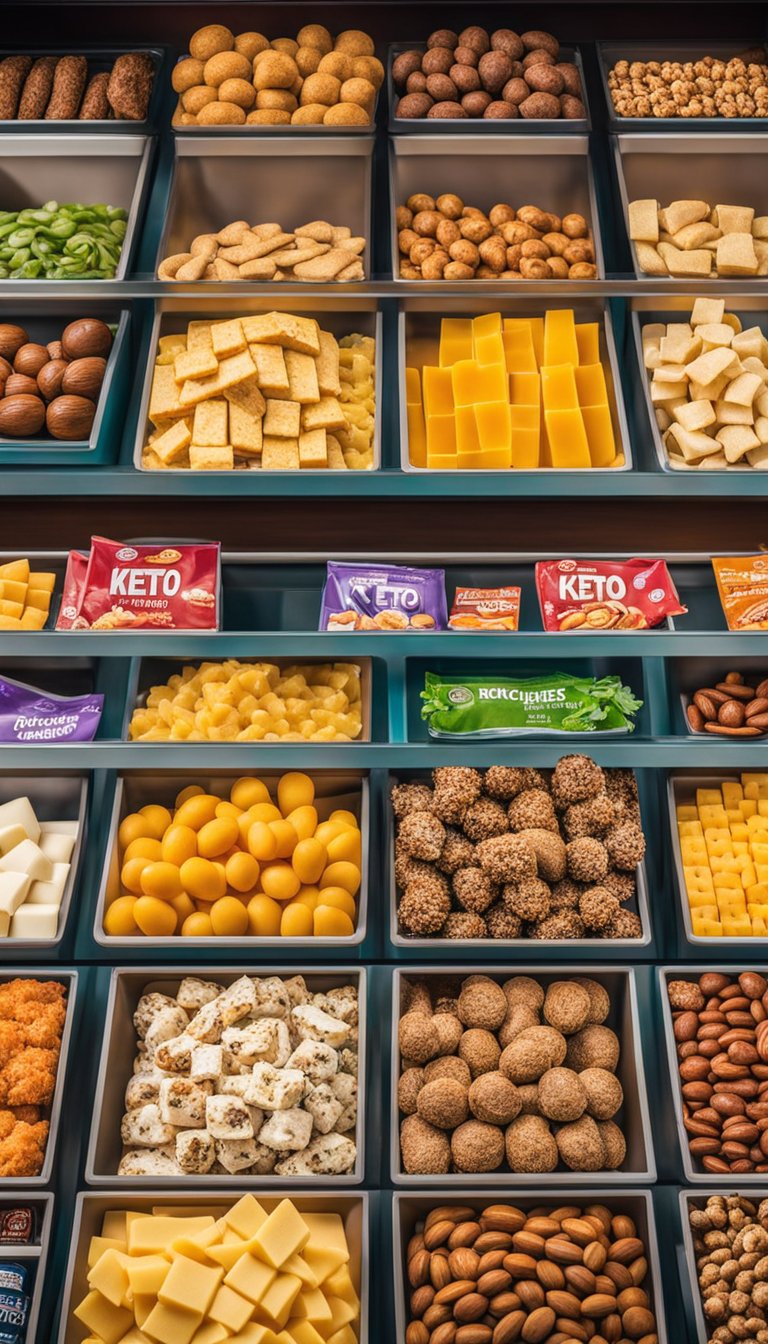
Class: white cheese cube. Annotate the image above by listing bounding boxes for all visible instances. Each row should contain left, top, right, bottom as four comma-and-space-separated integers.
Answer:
0, 825, 27, 856
176, 1130, 215, 1174
286, 1040, 339, 1084
120, 1103, 176, 1147
189, 1043, 223, 1083
258, 1107, 313, 1152
39, 832, 75, 864
214, 1138, 274, 1174
246, 1063, 305, 1111
0, 871, 31, 916
118, 1147, 180, 1177
159, 1077, 211, 1128
26, 862, 69, 907
9, 903, 58, 939
176, 976, 221, 1011
40, 819, 78, 837
0, 797, 40, 843
291, 1004, 349, 1047
205, 1093, 253, 1139
274, 1132, 356, 1175
0, 839, 52, 882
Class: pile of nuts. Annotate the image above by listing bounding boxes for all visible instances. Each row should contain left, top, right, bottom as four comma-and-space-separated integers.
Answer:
159, 217, 365, 283
393, 760, 646, 942
689, 1194, 768, 1343
687, 671, 768, 738
398, 973, 628, 1176
404, 1200, 658, 1344
608, 51, 768, 119
393, 25, 585, 121
669, 972, 768, 1174
0, 318, 112, 440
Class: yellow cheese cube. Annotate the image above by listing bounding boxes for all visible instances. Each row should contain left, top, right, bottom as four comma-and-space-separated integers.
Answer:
752, 917, 768, 936
723, 782, 744, 806
502, 322, 537, 373
225, 1196, 269, 1241
543, 309, 579, 367
87, 1236, 127, 1269
302, 1246, 348, 1284
723, 915, 753, 936
301, 1215, 349, 1265
224, 1253, 276, 1304
691, 915, 723, 936
689, 889, 718, 908
544, 407, 591, 468
749, 815, 768, 834
741, 773, 768, 785
325, 1328, 358, 1344
134, 1293, 156, 1328
711, 855, 739, 873
159, 1254, 223, 1316
119, 1330, 155, 1344
677, 805, 699, 822
323, 1267, 358, 1307
295, 1288, 333, 1322
690, 903, 719, 921
748, 902, 768, 918
581, 402, 616, 468
678, 821, 704, 838
741, 863, 759, 889
127, 1255, 170, 1298
575, 322, 600, 365
474, 401, 511, 468
757, 865, 768, 883
0, 559, 28, 582
727, 809, 744, 825
732, 824, 750, 843
86, 1250, 130, 1308
129, 1217, 214, 1256
73, 1290, 134, 1344
714, 871, 742, 890
745, 784, 762, 800
697, 789, 724, 806
705, 833, 733, 858
700, 805, 728, 826
451, 359, 507, 407
208, 1283, 254, 1333
741, 800, 758, 819
422, 366, 453, 417
142, 1299, 202, 1344
681, 838, 707, 864
426, 412, 456, 465
439, 318, 473, 367
282, 1255, 318, 1288
229, 1327, 280, 1344
747, 882, 768, 903
324, 1296, 358, 1333
259, 1273, 303, 1328
406, 402, 426, 467
190, 1325, 230, 1344
282, 1322, 326, 1344
253, 1202, 310, 1269
509, 403, 541, 468
405, 367, 422, 406
751, 842, 768, 862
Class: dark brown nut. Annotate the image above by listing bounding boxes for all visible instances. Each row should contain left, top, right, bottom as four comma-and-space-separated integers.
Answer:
719, 700, 746, 727
561, 95, 587, 118
399, 228, 419, 255
0, 325, 28, 362
525, 65, 565, 96
757, 678, 768, 699
78, 70, 112, 120
428, 29, 459, 49
46, 55, 87, 120
564, 240, 595, 265
396, 206, 414, 230
484, 100, 517, 119
5, 373, 39, 398
406, 1322, 429, 1344
492, 30, 525, 60
519, 92, 560, 118
393, 51, 424, 86
396, 93, 433, 118
746, 698, 768, 718
555, 63, 583, 96
0, 55, 33, 119
426, 1317, 454, 1341
562, 214, 589, 240
700, 974, 731, 996
679, 1057, 712, 1082
428, 101, 468, 119
61, 356, 105, 401
449, 1223, 482, 1250
61, 318, 112, 361
406, 71, 429, 94
728, 1041, 759, 1065
743, 716, 768, 732
450, 64, 482, 95
716, 681, 755, 700
740, 972, 768, 999
687, 704, 706, 732
521, 31, 560, 59
45, 394, 95, 442
673, 1012, 699, 1042
502, 77, 531, 106
702, 1154, 731, 1172
580, 1293, 618, 1318
13, 343, 50, 377
462, 91, 493, 116
411, 1285, 435, 1317
413, 210, 443, 238
0, 393, 45, 437
409, 1250, 431, 1287
622, 1307, 656, 1338
427, 73, 459, 102
0, 355, 11, 384
458, 27, 491, 55
478, 51, 513, 94
689, 1137, 722, 1156
423, 48, 455, 76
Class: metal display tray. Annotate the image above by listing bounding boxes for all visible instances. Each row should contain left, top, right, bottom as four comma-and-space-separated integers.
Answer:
93, 770, 370, 949
0, 46, 167, 132
56, 1190, 369, 1344
630, 301, 768, 474
86, 965, 367, 1184
0, 1193, 53, 1341
393, 1189, 668, 1344
0, 307, 129, 466
133, 300, 382, 474
387, 766, 652, 951
598, 40, 768, 133
389, 133, 605, 282
612, 133, 768, 281
0, 133, 154, 283
0, 772, 87, 953
390, 965, 655, 1184
387, 42, 590, 134
156, 135, 374, 280
679, 1186, 762, 1343
1, 968, 77, 1187
398, 297, 631, 473
666, 654, 768, 739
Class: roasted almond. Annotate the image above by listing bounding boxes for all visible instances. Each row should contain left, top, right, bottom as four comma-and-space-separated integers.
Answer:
488, 1292, 522, 1318
408, 1233, 426, 1259
435, 1280, 477, 1306
406, 1322, 429, 1344
610, 1215, 636, 1240
449, 1249, 481, 1280
454, 1292, 490, 1323
518, 1305, 555, 1342
477, 1251, 507, 1275
580, 1292, 618, 1318
512, 1230, 545, 1257
716, 680, 754, 699
545, 1289, 582, 1319
449, 1223, 483, 1250
474, 1232, 514, 1253
409, 1250, 430, 1287
491, 1312, 526, 1344
581, 1242, 607, 1274
424, 1304, 452, 1330
565, 1264, 597, 1295
431, 1256, 453, 1291
515, 1279, 545, 1311
503, 1253, 538, 1279
428, 1323, 457, 1344
561, 1217, 599, 1246
621, 1305, 657, 1336
481, 1206, 527, 1234
477, 1270, 512, 1298
535, 1259, 564, 1290
427, 1207, 475, 1229
607, 1237, 645, 1264
617, 1286, 649, 1312
746, 697, 768, 718
426, 1220, 458, 1249
603, 1260, 633, 1290
410, 1285, 435, 1317
544, 1236, 583, 1265
693, 691, 718, 720
524, 1217, 561, 1239
455, 1327, 492, 1344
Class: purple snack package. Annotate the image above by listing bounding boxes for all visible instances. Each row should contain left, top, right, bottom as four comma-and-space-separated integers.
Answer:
319, 561, 447, 631
0, 675, 103, 744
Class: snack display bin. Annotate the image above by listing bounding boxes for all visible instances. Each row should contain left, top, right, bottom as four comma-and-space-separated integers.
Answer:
0, 133, 153, 281
390, 966, 656, 1184
666, 653, 768, 737
0, 46, 167, 132
56, 1190, 369, 1344
0, 771, 87, 954
598, 40, 768, 133
0, 1194, 54, 1341
679, 1187, 764, 1343
94, 771, 370, 949
389, 134, 605, 281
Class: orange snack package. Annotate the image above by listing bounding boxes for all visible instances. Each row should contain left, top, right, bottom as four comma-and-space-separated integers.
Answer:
449, 586, 521, 631
712, 554, 768, 630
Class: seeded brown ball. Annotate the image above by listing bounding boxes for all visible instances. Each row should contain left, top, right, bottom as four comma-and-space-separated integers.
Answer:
397, 880, 451, 937
572, 978, 611, 1024
604, 909, 644, 940
605, 822, 646, 871
435, 827, 476, 875
399, 1012, 439, 1064
431, 766, 483, 819
597, 1119, 627, 1169
453, 866, 497, 914
397, 1067, 425, 1114
443, 911, 487, 940
500, 1026, 565, 1083
432, 1014, 464, 1057
503, 976, 545, 1012
400, 1113, 451, 1174
486, 904, 522, 939
517, 828, 567, 881
579, 886, 620, 932
580, 1067, 623, 1120
476, 833, 536, 883
505, 1113, 558, 1172
451, 1119, 505, 1172
516, 1083, 541, 1115
566, 837, 609, 883
552, 754, 605, 809
468, 1071, 522, 1124
667, 979, 705, 1012
602, 870, 636, 904
458, 977, 508, 1030
538, 1066, 587, 1122
391, 781, 434, 819
606, 768, 638, 805
529, 911, 586, 940
484, 765, 535, 799
459, 1027, 501, 1079
507, 789, 559, 833
556, 1114, 606, 1171
550, 878, 583, 911
424, 1054, 472, 1087
404, 980, 433, 1015
498, 1003, 539, 1048
503, 877, 552, 922
416, 1077, 470, 1129
564, 793, 617, 838
543, 981, 591, 1035
566, 1024, 620, 1072
398, 810, 446, 861
463, 797, 509, 841
393, 845, 418, 889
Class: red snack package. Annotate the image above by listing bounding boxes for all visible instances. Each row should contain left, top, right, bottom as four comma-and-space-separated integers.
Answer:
535, 557, 686, 631
449, 587, 521, 630
0, 1208, 34, 1244
56, 537, 220, 631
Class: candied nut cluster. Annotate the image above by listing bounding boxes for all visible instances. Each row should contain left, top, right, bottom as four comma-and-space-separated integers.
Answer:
397, 194, 595, 280
120, 974, 358, 1177
405, 1200, 658, 1344
689, 1194, 768, 1344
398, 972, 627, 1175
393, 759, 645, 941
608, 52, 768, 119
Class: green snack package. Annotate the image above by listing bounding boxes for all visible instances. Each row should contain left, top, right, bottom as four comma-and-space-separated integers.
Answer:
420, 670, 642, 738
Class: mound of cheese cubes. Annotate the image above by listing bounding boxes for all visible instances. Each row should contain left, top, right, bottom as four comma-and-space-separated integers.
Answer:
0, 557, 55, 630
104, 772, 362, 940
73, 1195, 361, 1344
127, 662, 363, 743
0, 794, 77, 940
406, 309, 622, 470
677, 772, 768, 937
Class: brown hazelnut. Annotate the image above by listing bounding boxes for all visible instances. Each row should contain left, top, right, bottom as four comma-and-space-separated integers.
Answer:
489, 203, 516, 227
521, 31, 561, 60
484, 100, 517, 118
543, 231, 569, 256
478, 50, 513, 94
413, 210, 443, 238
396, 93, 433, 118
436, 219, 461, 247
555, 62, 583, 96
61, 318, 112, 361
520, 257, 553, 278
499, 221, 537, 245
462, 91, 492, 116
0, 355, 11, 385
491, 29, 525, 61
520, 91, 560, 118
449, 239, 480, 268
521, 239, 551, 260
13, 343, 50, 378
568, 261, 596, 278
405, 71, 428, 94
453, 46, 479, 68
560, 95, 587, 119
436, 193, 464, 220
443, 261, 475, 280
46, 340, 63, 361
460, 216, 493, 243
407, 193, 435, 214
398, 228, 419, 255
506, 244, 523, 269
62, 356, 106, 401
396, 206, 414, 229
564, 239, 595, 265
562, 213, 589, 239
517, 205, 553, 231
399, 262, 421, 279
450, 63, 481, 94
427, 101, 467, 118
547, 256, 570, 278
37, 359, 68, 402
0, 393, 45, 437
502, 76, 530, 105
426, 73, 458, 102
525, 64, 565, 95
421, 252, 449, 280
392, 51, 423, 86
0, 325, 28, 362
5, 373, 39, 398
461, 206, 487, 220
422, 47, 454, 76
478, 237, 507, 271
46, 394, 96, 441
458, 26, 491, 55
427, 29, 459, 50
410, 238, 437, 266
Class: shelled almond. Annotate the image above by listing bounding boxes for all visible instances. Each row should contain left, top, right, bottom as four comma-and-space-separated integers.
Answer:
687, 671, 768, 737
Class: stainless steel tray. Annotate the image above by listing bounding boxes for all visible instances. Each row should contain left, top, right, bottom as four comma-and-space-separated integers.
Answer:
679, 1186, 768, 1343
0, 1193, 53, 1341
390, 965, 655, 1185
133, 299, 382, 474
387, 42, 590, 134
86, 965, 366, 1185
398, 297, 630, 473
0, 968, 77, 1187
393, 1189, 668, 1344
599, 40, 768, 133
612, 133, 768, 280
0, 46, 165, 131
389, 134, 605, 283
0, 773, 87, 951
156, 135, 373, 280
0, 133, 153, 282
94, 769, 370, 949
57, 1190, 369, 1344
667, 654, 768, 738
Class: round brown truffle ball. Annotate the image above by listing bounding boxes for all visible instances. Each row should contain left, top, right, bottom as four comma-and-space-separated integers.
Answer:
405, 70, 428, 94
422, 46, 454, 76
424, 1055, 471, 1087
580, 1067, 623, 1120
500, 1026, 564, 1083
396, 92, 433, 118
566, 1024, 620, 1072
605, 909, 643, 940
579, 886, 620, 932
560, 94, 586, 118
505, 1113, 558, 1172
521, 30, 560, 59
504, 975, 545, 1010
400, 1113, 451, 1173
392, 50, 423, 86
492, 29, 525, 60
427, 29, 459, 50
468, 1071, 522, 1124
404, 980, 433, 1015
397, 1067, 425, 1114
529, 911, 586, 940
538, 1066, 587, 1122
476, 833, 536, 883
458, 1028, 501, 1079
426, 72, 459, 102
564, 794, 617, 838
605, 822, 646, 871
453, 45, 479, 68
452, 1119, 505, 1172
463, 798, 509, 842
508, 789, 558, 833
552, 755, 605, 808
417, 1077, 469, 1129
597, 1119, 627, 1169
431, 766, 482, 822
478, 50, 513, 93
398, 810, 446, 861
397, 879, 451, 937
399, 1012, 439, 1064
453, 866, 497, 914
458, 976, 508, 1030
517, 829, 567, 881
503, 76, 531, 105
602, 870, 636, 904
436, 827, 475, 874
516, 1083, 541, 1115
543, 981, 591, 1035
391, 781, 434, 819
503, 877, 551, 922
450, 63, 481, 95
550, 878, 582, 911
566, 837, 609, 883
443, 912, 487, 940
556, 1115, 606, 1171
572, 977, 611, 1024
486, 904, 522, 940
498, 1003, 539, 1048
484, 766, 533, 799
458, 26, 491, 55
432, 1013, 464, 1055
526, 63, 564, 95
